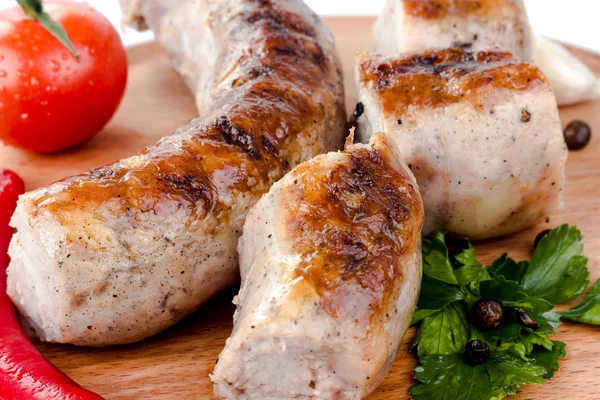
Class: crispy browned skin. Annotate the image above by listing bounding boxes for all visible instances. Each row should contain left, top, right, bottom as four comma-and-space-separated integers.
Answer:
38, 2, 341, 222
404, 0, 519, 20
212, 135, 423, 398
357, 49, 565, 240
285, 138, 424, 321
8, 0, 346, 346
359, 47, 547, 118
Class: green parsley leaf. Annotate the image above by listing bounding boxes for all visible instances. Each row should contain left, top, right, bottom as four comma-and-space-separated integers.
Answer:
559, 279, 600, 325
479, 276, 552, 311
486, 351, 547, 388
484, 322, 524, 342
491, 385, 518, 400
483, 308, 561, 345
488, 253, 528, 283
453, 241, 478, 266
520, 332, 555, 352
411, 354, 492, 400
527, 310, 562, 334
412, 302, 470, 357
454, 242, 491, 285
409, 226, 592, 400
410, 352, 548, 400
417, 275, 468, 310
423, 232, 458, 285
411, 309, 439, 326
480, 276, 528, 304
530, 340, 567, 379
491, 331, 554, 361
522, 225, 589, 304
411, 275, 468, 325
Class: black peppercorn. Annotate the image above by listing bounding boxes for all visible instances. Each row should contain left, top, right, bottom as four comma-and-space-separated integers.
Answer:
518, 309, 541, 330
464, 340, 490, 366
520, 108, 531, 122
533, 229, 552, 249
353, 102, 364, 118
472, 299, 503, 330
563, 120, 591, 150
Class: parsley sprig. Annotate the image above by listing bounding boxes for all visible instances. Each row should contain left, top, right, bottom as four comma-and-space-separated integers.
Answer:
410, 225, 599, 399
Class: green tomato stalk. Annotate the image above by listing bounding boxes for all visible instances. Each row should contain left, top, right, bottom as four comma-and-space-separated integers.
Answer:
16, 0, 79, 60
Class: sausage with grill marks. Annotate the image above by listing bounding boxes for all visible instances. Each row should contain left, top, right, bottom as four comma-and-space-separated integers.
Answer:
7, 0, 346, 346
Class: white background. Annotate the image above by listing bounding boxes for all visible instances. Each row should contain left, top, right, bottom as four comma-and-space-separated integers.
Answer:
0, 0, 598, 52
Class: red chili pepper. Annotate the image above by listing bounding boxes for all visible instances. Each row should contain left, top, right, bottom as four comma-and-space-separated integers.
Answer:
0, 169, 104, 400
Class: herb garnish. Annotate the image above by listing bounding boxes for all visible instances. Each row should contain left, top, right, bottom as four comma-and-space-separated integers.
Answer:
410, 225, 600, 399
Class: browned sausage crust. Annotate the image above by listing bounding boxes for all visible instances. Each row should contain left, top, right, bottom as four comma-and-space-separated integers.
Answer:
403, 0, 520, 20
285, 138, 423, 322
356, 48, 566, 239
212, 134, 424, 398
40, 0, 344, 221
7, 0, 346, 346
371, 0, 533, 61
359, 47, 547, 119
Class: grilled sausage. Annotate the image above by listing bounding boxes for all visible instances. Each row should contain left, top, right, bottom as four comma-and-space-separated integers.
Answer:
372, 0, 534, 60
7, 0, 346, 346
356, 48, 567, 239
211, 133, 424, 399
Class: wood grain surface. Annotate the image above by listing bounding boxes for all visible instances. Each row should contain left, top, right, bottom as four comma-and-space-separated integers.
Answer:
1, 16, 599, 399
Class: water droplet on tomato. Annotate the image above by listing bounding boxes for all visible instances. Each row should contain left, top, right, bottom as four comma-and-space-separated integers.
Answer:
30, 77, 39, 86
61, 52, 70, 61
51, 60, 61, 72
20, 113, 28, 120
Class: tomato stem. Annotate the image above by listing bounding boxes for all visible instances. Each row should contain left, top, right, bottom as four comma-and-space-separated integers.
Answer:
16, 0, 80, 60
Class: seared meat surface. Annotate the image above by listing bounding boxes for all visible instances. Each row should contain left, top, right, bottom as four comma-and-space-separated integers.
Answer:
372, 0, 534, 60
212, 134, 424, 399
356, 48, 567, 239
7, 0, 346, 346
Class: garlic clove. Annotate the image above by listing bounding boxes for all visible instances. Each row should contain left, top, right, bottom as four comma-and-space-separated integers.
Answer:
534, 36, 600, 106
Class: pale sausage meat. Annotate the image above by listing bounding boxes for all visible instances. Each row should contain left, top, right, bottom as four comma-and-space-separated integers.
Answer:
7, 0, 346, 346
356, 48, 567, 239
371, 0, 534, 61
211, 134, 424, 399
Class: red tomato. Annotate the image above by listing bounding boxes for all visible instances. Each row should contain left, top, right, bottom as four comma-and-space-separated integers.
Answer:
0, 2, 128, 153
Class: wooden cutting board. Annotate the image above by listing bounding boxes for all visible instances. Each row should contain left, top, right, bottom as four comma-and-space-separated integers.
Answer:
1, 16, 599, 399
